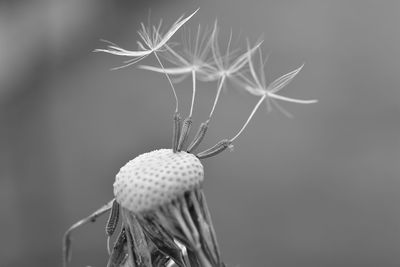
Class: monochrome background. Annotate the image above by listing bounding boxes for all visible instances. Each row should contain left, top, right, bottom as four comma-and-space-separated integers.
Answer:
1, 1, 400, 266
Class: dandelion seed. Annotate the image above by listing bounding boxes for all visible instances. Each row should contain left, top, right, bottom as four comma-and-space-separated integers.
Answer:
95, 9, 199, 113
139, 23, 216, 81
172, 112, 182, 153
139, 24, 218, 152
94, 9, 199, 69
206, 24, 263, 122
230, 46, 317, 142
177, 117, 193, 151
139, 23, 216, 133
187, 120, 209, 153
197, 139, 232, 159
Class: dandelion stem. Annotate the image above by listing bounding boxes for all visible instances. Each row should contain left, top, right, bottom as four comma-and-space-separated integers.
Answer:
208, 75, 226, 120
63, 200, 114, 267
230, 94, 266, 142
154, 52, 179, 113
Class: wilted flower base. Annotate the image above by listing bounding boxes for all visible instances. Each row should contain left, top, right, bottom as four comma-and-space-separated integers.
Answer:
109, 188, 224, 267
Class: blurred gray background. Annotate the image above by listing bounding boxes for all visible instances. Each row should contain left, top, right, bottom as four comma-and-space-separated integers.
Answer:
1, 0, 400, 266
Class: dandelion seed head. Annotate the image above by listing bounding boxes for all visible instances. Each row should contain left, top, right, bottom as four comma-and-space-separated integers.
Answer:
64, 9, 319, 267
114, 149, 203, 213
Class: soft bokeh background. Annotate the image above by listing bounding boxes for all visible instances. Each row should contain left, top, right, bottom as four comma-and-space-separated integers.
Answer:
1, 0, 400, 266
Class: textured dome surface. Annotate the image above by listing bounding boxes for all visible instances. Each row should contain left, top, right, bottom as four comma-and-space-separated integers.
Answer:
114, 149, 204, 213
